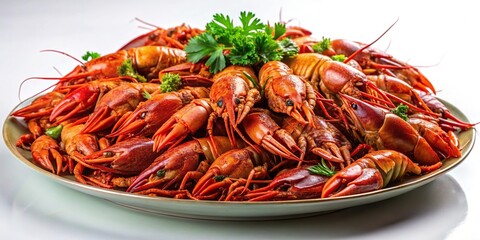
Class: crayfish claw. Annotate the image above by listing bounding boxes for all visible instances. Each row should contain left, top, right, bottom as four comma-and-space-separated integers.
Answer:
324, 168, 383, 198
311, 147, 344, 163
241, 111, 301, 161
82, 106, 117, 133
152, 118, 188, 152
152, 98, 212, 152
323, 150, 421, 198
261, 135, 301, 161
30, 135, 66, 175
288, 107, 309, 126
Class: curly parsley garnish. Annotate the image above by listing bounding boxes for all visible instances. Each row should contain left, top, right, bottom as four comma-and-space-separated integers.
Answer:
118, 59, 147, 82
81, 51, 101, 61
45, 125, 63, 140
331, 54, 346, 62
312, 37, 331, 53
308, 159, 336, 177
392, 103, 409, 121
160, 73, 182, 93
185, 11, 299, 73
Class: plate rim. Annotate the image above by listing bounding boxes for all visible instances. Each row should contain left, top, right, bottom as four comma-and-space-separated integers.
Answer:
3, 94, 476, 219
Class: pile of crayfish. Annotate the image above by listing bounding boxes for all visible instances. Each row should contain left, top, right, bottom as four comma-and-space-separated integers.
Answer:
11, 13, 475, 201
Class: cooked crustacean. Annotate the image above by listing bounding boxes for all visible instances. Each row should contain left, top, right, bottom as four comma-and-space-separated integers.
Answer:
192, 145, 276, 201
322, 150, 421, 198
258, 61, 316, 126
10, 11, 475, 202
207, 65, 261, 149
240, 109, 301, 161
128, 136, 244, 196
58, 45, 187, 86
107, 87, 209, 140
152, 98, 213, 152
284, 53, 366, 99
119, 22, 203, 50
340, 93, 460, 169
281, 115, 352, 165
246, 165, 330, 201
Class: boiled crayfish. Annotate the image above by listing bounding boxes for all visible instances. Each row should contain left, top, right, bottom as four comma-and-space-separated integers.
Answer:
11, 12, 475, 202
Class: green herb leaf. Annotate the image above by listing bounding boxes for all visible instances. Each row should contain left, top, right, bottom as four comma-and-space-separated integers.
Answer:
185, 11, 299, 73
228, 37, 258, 65
312, 37, 331, 53
185, 33, 227, 73
242, 70, 260, 90
210, 13, 235, 31
142, 90, 152, 100
205, 47, 227, 74
392, 103, 409, 121
185, 33, 220, 63
82, 51, 101, 61
272, 22, 286, 39
45, 125, 63, 140
118, 59, 147, 82
278, 38, 299, 58
308, 159, 336, 177
206, 13, 238, 45
160, 73, 182, 93
254, 32, 283, 63
260, 76, 271, 98
331, 54, 346, 62
239, 11, 265, 33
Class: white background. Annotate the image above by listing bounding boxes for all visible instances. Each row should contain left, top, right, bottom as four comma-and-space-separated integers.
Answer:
1, 0, 479, 239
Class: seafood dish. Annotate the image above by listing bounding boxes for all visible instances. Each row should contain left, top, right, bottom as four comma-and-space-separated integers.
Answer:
7, 11, 476, 202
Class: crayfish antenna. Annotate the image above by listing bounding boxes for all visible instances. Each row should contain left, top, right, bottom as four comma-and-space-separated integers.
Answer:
192, 172, 215, 196
40, 49, 85, 65
344, 17, 399, 65
443, 112, 479, 130
17, 78, 57, 102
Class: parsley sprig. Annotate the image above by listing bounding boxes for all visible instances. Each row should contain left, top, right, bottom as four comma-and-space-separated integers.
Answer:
118, 59, 147, 83
331, 54, 346, 62
312, 37, 331, 53
185, 11, 298, 73
391, 103, 409, 121
82, 51, 101, 61
160, 73, 182, 93
311, 38, 347, 62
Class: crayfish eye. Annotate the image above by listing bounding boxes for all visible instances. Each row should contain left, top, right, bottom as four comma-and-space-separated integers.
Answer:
214, 175, 226, 182
103, 151, 114, 158
156, 169, 166, 178
234, 98, 241, 105
140, 112, 147, 119
148, 33, 158, 41
351, 103, 358, 110
286, 99, 294, 106
217, 99, 224, 108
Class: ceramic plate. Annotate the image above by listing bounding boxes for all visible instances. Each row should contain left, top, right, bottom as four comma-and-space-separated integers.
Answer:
3, 96, 475, 220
